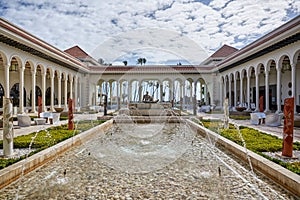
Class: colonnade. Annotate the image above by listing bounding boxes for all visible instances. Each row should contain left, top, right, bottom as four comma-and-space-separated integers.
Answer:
220, 53, 299, 113
95, 78, 209, 109
0, 56, 80, 114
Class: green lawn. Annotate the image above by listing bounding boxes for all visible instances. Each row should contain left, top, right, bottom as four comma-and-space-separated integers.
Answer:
0, 120, 106, 169
201, 120, 300, 175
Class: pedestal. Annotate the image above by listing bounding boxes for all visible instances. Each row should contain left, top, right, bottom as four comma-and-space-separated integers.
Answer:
3, 98, 14, 157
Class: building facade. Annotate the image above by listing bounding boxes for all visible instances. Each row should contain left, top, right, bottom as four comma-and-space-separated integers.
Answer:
0, 16, 299, 113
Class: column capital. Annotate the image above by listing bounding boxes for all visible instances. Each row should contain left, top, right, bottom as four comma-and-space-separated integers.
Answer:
19, 65, 25, 71
41, 70, 47, 77
31, 68, 36, 74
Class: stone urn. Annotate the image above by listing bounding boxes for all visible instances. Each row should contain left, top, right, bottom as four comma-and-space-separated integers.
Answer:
54, 107, 64, 113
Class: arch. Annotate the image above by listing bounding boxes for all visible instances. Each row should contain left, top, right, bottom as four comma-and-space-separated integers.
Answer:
9, 55, 22, 70
277, 54, 291, 70
24, 60, 35, 71
30, 86, 42, 106
46, 87, 51, 106
247, 66, 255, 76
240, 68, 247, 78
0, 50, 8, 66
10, 83, 26, 107
292, 49, 300, 65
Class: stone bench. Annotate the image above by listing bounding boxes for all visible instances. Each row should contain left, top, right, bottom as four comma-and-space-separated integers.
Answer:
250, 112, 266, 125
40, 112, 60, 124
17, 114, 31, 127
34, 118, 46, 125
265, 113, 283, 127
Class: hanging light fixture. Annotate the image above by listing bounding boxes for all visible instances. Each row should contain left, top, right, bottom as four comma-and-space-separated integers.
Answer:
281, 63, 291, 73
9, 63, 18, 72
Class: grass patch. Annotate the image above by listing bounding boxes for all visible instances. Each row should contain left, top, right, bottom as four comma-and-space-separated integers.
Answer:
201, 120, 300, 175
229, 115, 250, 120
0, 120, 106, 169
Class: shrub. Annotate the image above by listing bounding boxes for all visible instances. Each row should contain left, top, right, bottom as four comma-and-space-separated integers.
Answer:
0, 120, 106, 169
201, 120, 300, 175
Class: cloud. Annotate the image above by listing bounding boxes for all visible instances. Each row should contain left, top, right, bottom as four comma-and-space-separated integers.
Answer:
0, 0, 298, 64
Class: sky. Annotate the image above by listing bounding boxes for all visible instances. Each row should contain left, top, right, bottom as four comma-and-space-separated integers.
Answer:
0, 0, 299, 65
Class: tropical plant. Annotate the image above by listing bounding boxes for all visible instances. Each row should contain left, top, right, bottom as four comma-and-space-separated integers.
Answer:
137, 58, 146, 65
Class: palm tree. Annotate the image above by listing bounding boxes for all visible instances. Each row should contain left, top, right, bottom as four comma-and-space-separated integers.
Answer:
137, 58, 143, 66
142, 58, 146, 65
137, 58, 146, 65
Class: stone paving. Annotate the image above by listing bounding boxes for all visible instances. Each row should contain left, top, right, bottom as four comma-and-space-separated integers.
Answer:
0, 110, 299, 199
0, 124, 297, 199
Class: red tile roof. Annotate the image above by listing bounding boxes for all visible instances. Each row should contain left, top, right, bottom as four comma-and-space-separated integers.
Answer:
64, 45, 90, 59
210, 44, 238, 58
0, 18, 87, 69
89, 65, 215, 73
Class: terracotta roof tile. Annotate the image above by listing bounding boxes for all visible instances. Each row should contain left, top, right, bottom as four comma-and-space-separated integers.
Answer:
210, 44, 238, 58
64, 45, 90, 59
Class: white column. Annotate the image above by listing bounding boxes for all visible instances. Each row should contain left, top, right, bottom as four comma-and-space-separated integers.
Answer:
199, 82, 202, 103
119, 81, 123, 105
50, 72, 55, 112
291, 63, 297, 113
228, 77, 232, 107
179, 81, 183, 110
276, 67, 282, 113
64, 77, 68, 110
94, 84, 97, 106
205, 84, 208, 105
160, 83, 163, 102
224, 77, 227, 102
265, 70, 270, 112
70, 78, 73, 99
57, 74, 62, 108
19, 66, 25, 113
255, 70, 259, 112
189, 81, 192, 103
74, 77, 78, 108
41, 71, 46, 112
240, 74, 243, 105
31, 68, 36, 113
234, 75, 237, 107
99, 82, 103, 105
138, 81, 143, 102
128, 82, 131, 102
117, 81, 120, 109
4, 64, 10, 98
182, 81, 186, 107
247, 74, 251, 110
220, 79, 223, 107
109, 82, 112, 106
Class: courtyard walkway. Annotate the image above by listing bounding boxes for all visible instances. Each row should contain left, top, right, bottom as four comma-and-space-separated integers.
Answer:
1, 111, 300, 142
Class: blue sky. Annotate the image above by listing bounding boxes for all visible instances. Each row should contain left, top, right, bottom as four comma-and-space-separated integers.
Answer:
0, 0, 299, 65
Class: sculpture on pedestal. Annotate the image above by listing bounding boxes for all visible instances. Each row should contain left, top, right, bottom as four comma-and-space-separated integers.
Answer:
3, 98, 14, 157
282, 97, 294, 157
68, 98, 74, 130
224, 98, 229, 129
